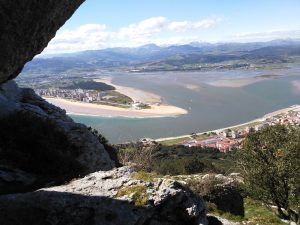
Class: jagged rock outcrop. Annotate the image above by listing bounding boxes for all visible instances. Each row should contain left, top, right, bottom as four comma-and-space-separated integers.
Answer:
0, 167, 208, 225
174, 173, 244, 217
201, 174, 244, 217
0, 81, 115, 194
0, 0, 85, 83
0, 1, 209, 224
0, 81, 114, 172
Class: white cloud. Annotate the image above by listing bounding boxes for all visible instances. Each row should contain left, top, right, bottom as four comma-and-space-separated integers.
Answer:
43, 16, 223, 54
153, 36, 199, 46
229, 30, 300, 42
46, 24, 112, 53
118, 16, 167, 40
193, 17, 222, 29
168, 17, 222, 32
168, 21, 190, 32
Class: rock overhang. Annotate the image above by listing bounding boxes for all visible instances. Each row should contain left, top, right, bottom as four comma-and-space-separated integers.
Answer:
0, 0, 85, 84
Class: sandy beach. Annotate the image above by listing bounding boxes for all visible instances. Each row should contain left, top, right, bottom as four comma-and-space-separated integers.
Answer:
94, 78, 162, 104
43, 76, 188, 118
45, 97, 187, 118
208, 78, 262, 87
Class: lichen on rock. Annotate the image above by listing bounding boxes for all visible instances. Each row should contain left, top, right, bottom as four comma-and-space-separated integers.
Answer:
0, 167, 208, 225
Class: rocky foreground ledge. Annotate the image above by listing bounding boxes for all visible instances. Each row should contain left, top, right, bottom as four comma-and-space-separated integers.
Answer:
0, 167, 208, 225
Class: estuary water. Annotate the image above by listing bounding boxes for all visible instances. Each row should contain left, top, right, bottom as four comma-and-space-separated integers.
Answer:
71, 65, 300, 143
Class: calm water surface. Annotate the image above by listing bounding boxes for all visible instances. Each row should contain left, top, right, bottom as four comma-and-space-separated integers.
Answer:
71, 66, 300, 143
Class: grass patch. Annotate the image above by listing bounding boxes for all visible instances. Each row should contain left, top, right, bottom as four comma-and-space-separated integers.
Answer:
207, 202, 244, 222
244, 198, 285, 225
232, 121, 261, 130
116, 185, 149, 206
158, 137, 191, 146
131, 171, 160, 182
208, 199, 286, 224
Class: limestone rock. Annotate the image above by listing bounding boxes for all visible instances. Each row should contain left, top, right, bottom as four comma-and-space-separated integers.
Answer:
0, 0, 85, 83
0, 167, 37, 194
174, 173, 244, 217
0, 81, 115, 194
0, 81, 21, 115
0, 167, 208, 225
200, 174, 244, 216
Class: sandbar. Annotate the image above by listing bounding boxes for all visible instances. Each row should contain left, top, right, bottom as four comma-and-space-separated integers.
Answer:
45, 97, 187, 118
94, 78, 161, 104
208, 78, 261, 87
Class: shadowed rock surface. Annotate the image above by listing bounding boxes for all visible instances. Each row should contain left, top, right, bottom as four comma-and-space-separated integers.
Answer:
0, 167, 208, 225
201, 174, 244, 217
0, 1, 209, 224
0, 0, 85, 83
0, 81, 115, 194
175, 173, 244, 217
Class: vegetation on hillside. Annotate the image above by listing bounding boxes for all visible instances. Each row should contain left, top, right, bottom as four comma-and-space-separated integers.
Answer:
117, 124, 300, 223
117, 144, 235, 175
65, 80, 115, 91
236, 125, 300, 223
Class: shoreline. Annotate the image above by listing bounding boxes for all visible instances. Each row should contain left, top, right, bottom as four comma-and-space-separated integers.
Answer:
156, 105, 300, 142
45, 97, 188, 118
94, 77, 162, 104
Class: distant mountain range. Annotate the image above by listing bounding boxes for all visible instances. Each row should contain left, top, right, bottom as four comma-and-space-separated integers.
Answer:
22, 39, 300, 75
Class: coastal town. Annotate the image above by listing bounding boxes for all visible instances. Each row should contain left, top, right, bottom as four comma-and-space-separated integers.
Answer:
35, 88, 150, 109
156, 105, 300, 153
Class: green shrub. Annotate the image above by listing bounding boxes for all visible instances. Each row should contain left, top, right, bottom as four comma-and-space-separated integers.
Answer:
236, 125, 300, 222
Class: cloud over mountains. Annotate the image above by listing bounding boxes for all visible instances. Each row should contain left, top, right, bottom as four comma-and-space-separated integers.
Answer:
45, 16, 299, 54
45, 16, 222, 54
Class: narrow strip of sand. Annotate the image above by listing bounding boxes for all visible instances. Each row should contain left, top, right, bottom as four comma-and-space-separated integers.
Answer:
208, 78, 261, 87
45, 97, 187, 118
94, 78, 162, 104
156, 104, 300, 142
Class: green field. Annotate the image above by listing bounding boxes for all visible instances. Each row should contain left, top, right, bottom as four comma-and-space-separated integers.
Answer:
158, 136, 191, 146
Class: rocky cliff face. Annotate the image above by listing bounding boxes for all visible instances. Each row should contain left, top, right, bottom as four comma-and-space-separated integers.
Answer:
0, 81, 115, 194
0, 1, 209, 224
0, 0, 85, 83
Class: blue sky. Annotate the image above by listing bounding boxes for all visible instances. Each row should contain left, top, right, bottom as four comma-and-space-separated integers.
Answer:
44, 0, 300, 54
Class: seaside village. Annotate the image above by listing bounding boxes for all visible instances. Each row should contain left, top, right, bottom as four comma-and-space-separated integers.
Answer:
35, 88, 149, 109
179, 106, 300, 152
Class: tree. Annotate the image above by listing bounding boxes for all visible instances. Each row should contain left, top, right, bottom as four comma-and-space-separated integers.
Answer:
236, 125, 300, 223
118, 145, 156, 172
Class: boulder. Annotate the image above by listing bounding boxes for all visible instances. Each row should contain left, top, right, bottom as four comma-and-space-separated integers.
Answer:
0, 81, 115, 194
181, 174, 244, 217
0, 167, 208, 225
200, 174, 244, 216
